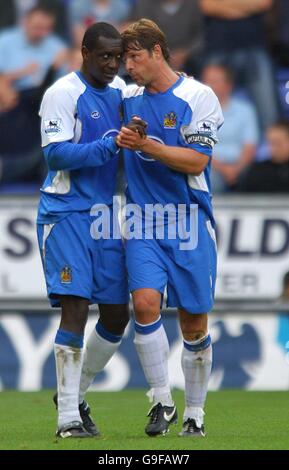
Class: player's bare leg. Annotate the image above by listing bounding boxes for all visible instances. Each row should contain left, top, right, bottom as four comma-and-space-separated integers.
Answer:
79, 303, 130, 410
133, 288, 177, 436
54, 295, 92, 438
178, 310, 212, 437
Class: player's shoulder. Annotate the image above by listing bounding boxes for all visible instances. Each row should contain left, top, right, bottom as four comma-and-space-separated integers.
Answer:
109, 75, 126, 92
122, 83, 145, 100
42, 72, 86, 104
173, 76, 218, 107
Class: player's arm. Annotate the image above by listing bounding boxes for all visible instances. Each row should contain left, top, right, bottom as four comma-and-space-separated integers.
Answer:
117, 86, 224, 175
40, 86, 119, 172
117, 129, 208, 175
141, 141, 209, 175
43, 139, 119, 172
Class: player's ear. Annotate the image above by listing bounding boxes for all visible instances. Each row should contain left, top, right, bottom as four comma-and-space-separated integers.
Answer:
153, 44, 162, 60
81, 46, 89, 61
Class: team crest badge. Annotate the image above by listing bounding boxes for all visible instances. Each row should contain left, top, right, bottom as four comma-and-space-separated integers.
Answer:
61, 266, 72, 284
164, 111, 177, 129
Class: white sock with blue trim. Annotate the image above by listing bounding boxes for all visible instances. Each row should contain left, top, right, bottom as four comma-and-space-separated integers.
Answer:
181, 334, 212, 425
79, 322, 122, 404
54, 329, 83, 428
134, 316, 173, 407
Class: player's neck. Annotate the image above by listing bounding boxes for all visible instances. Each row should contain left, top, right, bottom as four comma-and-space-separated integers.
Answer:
80, 67, 107, 89
146, 65, 179, 94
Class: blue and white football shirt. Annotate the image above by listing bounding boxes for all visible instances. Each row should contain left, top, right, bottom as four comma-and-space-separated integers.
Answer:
38, 71, 125, 223
122, 76, 224, 225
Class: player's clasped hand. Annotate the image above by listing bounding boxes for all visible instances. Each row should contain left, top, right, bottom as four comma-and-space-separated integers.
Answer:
126, 116, 148, 137
117, 116, 148, 151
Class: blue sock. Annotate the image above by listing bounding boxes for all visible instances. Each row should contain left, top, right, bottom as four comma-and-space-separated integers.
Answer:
55, 328, 84, 349
134, 315, 162, 335
95, 322, 122, 343
183, 334, 211, 352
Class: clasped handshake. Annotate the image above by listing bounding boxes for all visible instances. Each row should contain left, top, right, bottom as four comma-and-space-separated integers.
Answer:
116, 116, 148, 151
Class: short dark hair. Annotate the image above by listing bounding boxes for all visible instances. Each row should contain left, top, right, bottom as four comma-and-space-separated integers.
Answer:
82, 22, 121, 52
121, 18, 170, 62
270, 119, 289, 136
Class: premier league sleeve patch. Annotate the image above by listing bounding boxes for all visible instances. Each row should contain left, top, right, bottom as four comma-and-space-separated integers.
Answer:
44, 119, 62, 136
181, 120, 218, 148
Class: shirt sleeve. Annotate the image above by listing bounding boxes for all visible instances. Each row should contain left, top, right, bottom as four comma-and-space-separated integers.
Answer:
40, 82, 119, 170
39, 86, 77, 147
43, 139, 119, 171
180, 86, 224, 158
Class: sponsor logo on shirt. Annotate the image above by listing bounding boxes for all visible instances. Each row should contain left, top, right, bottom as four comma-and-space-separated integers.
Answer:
91, 111, 100, 119
163, 111, 177, 129
44, 119, 62, 135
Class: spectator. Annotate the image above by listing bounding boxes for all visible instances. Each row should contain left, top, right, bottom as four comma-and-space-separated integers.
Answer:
202, 64, 259, 192
130, 0, 204, 74
69, 0, 132, 47
0, 1, 69, 40
0, 6, 67, 91
0, 76, 18, 112
238, 120, 289, 192
0, 6, 67, 185
199, 0, 281, 131
64, 47, 83, 73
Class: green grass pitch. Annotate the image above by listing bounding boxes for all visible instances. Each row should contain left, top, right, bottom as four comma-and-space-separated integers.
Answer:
0, 390, 288, 450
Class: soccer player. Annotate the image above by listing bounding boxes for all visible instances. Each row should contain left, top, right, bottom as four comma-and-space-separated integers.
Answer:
37, 23, 129, 438
117, 19, 224, 437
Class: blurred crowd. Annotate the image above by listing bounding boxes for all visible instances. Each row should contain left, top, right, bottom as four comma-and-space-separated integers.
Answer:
0, 0, 288, 193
